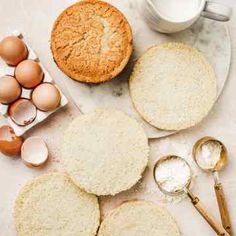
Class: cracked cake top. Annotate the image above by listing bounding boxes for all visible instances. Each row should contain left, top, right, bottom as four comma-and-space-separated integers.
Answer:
51, 0, 133, 83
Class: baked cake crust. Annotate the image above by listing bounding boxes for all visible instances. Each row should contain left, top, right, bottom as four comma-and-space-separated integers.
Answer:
51, 0, 133, 83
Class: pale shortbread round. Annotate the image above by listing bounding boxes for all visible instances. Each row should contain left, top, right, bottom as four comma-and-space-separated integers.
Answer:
129, 42, 217, 131
98, 201, 181, 236
61, 109, 149, 196
51, 0, 133, 83
14, 173, 100, 236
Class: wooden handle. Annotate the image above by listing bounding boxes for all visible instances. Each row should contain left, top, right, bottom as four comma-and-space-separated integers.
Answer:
187, 190, 230, 236
215, 183, 232, 235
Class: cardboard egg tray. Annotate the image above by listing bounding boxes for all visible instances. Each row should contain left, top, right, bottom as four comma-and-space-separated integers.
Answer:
0, 31, 68, 136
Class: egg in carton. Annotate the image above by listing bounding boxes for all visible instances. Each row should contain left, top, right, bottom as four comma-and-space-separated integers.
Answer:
0, 31, 68, 136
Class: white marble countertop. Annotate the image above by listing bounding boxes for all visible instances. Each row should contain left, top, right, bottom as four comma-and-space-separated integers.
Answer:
0, 0, 236, 235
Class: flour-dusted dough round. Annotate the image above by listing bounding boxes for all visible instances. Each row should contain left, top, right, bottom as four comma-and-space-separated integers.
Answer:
98, 201, 181, 236
62, 109, 149, 196
14, 173, 100, 236
129, 42, 217, 131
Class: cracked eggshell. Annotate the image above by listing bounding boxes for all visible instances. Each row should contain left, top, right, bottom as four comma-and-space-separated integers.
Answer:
8, 98, 37, 126
21, 137, 48, 168
0, 125, 23, 156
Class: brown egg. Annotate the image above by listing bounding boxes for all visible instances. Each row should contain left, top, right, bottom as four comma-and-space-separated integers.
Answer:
0, 125, 23, 156
32, 83, 61, 111
8, 98, 37, 126
15, 60, 44, 88
21, 136, 48, 168
0, 36, 28, 66
0, 75, 21, 104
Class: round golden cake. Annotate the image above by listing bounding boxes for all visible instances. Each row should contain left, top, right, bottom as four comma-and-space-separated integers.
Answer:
51, 0, 133, 83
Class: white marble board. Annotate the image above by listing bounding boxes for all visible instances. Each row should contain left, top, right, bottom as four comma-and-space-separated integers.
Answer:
62, 0, 231, 139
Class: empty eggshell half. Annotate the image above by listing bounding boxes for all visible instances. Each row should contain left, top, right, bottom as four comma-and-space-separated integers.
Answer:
0, 36, 28, 66
0, 75, 21, 104
9, 98, 37, 126
15, 59, 44, 88
21, 137, 48, 167
0, 125, 23, 156
32, 83, 61, 111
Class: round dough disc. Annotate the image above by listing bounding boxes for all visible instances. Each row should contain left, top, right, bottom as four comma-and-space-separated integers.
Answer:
129, 42, 217, 131
51, 0, 133, 83
14, 173, 100, 236
61, 109, 149, 196
98, 201, 181, 236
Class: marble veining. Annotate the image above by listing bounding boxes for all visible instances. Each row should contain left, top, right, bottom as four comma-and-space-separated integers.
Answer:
62, 0, 231, 138
0, 1, 234, 236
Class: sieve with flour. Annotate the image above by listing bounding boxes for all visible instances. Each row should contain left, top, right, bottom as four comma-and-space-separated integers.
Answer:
153, 155, 230, 236
193, 137, 232, 235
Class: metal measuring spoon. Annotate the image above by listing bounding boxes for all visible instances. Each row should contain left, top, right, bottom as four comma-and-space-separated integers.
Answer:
193, 137, 232, 235
153, 155, 230, 236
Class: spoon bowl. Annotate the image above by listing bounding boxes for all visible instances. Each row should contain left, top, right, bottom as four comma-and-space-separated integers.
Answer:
192, 136, 227, 172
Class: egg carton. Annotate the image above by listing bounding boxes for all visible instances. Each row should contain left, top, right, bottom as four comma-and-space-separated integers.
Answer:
0, 30, 68, 136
